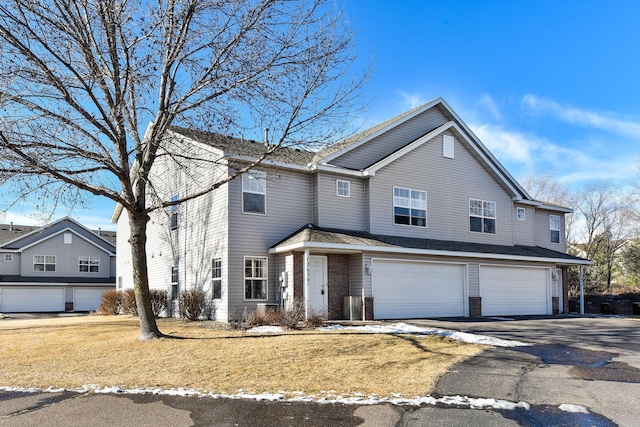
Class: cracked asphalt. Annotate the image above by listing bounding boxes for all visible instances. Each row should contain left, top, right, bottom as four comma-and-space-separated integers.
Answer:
0, 316, 638, 426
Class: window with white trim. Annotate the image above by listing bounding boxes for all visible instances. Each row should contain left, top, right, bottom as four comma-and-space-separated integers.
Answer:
79, 256, 100, 273
244, 256, 267, 300
550, 214, 561, 244
117, 276, 123, 290
34, 255, 56, 272
336, 180, 350, 197
171, 265, 179, 300
170, 194, 179, 230
4, 254, 13, 261
517, 207, 526, 221
393, 187, 427, 227
470, 199, 496, 234
242, 171, 266, 214
212, 258, 222, 299
64, 233, 73, 244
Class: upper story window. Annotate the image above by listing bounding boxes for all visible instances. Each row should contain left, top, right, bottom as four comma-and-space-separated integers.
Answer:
550, 215, 561, 244
171, 265, 179, 300
64, 233, 73, 244
4, 254, 13, 261
34, 255, 56, 272
336, 180, 350, 197
242, 171, 266, 214
244, 256, 267, 300
170, 194, 179, 230
517, 207, 526, 221
212, 258, 222, 299
393, 187, 427, 227
79, 256, 100, 273
470, 199, 496, 234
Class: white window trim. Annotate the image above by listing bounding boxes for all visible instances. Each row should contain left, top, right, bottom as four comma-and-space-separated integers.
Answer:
78, 256, 100, 273
33, 255, 56, 272
336, 179, 351, 197
469, 198, 497, 234
517, 207, 526, 221
393, 186, 427, 227
550, 214, 561, 244
443, 134, 455, 159
171, 265, 179, 284
242, 171, 267, 215
170, 194, 179, 230
212, 258, 222, 300
3, 254, 13, 261
244, 256, 268, 301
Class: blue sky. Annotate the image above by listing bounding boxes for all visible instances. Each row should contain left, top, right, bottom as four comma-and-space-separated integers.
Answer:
3, 0, 639, 230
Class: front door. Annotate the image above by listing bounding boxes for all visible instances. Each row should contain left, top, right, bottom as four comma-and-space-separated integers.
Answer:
307, 256, 328, 319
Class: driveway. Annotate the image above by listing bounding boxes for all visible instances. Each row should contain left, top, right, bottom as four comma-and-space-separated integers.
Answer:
408, 315, 640, 426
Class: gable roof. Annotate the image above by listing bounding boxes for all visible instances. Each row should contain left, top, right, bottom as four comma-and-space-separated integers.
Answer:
270, 224, 592, 266
0, 217, 116, 254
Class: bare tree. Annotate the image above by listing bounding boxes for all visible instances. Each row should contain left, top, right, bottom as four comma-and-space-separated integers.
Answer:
0, 0, 369, 340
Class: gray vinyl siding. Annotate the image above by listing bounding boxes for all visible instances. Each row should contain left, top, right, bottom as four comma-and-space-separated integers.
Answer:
513, 205, 535, 246
316, 173, 365, 230
368, 132, 515, 246
534, 209, 567, 252
349, 253, 364, 296
21, 234, 113, 278
227, 168, 312, 317
468, 263, 480, 297
329, 107, 450, 170
0, 253, 20, 275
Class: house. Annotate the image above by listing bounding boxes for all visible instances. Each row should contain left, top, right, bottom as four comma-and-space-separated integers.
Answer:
112, 97, 591, 321
0, 217, 116, 313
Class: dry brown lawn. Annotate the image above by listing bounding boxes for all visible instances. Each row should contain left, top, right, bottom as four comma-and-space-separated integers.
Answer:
0, 316, 483, 398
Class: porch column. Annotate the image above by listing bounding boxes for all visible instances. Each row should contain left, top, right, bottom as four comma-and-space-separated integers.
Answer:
579, 265, 584, 315
303, 249, 310, 319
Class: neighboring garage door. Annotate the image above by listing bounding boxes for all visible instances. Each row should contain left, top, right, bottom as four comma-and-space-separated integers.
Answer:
0, 287, 65, 312
480, 265, 550, 316
73, 288, 108, 311
372, 259, 466, 319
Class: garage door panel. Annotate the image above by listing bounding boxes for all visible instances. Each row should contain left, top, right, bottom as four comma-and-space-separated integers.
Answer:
0, 287, 65, 312
74, 288, 108, 311
373, 260, 466, 319
480, 266, 549, 316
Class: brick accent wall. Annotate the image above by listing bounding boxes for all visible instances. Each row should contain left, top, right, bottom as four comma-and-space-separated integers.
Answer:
327, 254, 349, 320
364, 297, 374, 320
469, 297, 482, 317
552, 297, 559, 314
292, 252, 304, 300
562, 267, 569, 314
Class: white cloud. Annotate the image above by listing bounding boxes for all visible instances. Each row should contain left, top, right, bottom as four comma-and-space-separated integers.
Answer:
478, 94, 502, 121
397, 91, 427, 110
522, 94, 640, 138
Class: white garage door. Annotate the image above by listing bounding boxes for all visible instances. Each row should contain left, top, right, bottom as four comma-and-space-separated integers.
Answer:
372, 259, 466, 319
74, 288, 108, 311
0, 287, 65, 312
480, 266, 550, 316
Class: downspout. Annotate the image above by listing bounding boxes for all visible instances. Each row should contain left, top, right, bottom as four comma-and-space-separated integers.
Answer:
579, 265, 584, 315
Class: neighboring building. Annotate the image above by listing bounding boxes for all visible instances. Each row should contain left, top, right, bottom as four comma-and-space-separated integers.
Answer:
112, 97, 591, 321
0, 217, 116, 312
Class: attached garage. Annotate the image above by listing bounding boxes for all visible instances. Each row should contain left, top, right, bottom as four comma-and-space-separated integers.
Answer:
480, 265, 551, 316
73, 288, 108, 311
0, 287, 65, 312
372, 259, 467, 319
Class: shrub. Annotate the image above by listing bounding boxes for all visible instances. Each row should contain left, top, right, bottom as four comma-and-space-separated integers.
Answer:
122, 289, 138, 316
150, 289, 169, 318
304, 314, 324, 329
178, 289, 207, 321
97, 290, 121, 315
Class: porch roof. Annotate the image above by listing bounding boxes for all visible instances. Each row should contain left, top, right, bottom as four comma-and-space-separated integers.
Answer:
270, 224, 593, 266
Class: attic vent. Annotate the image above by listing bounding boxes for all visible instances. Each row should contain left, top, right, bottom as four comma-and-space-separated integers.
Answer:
443, 135, 454, 159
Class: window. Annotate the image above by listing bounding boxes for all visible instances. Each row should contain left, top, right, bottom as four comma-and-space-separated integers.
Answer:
393, 187, 427, 227
244, 256, 267, 300
79, 256, 100, 273
212, 258, 222, 299
117, 276, 123, 290
242, 171, 266, 214
4, 254, 13, 261
34, 255, 56, 272
336, 180, 350, 197
517, 207, 526, 221
170, 194, 179, 230
64, 233, 73, 244
171, 265, 179, 300
470, 199, 496, 234
550, 215, 561, 244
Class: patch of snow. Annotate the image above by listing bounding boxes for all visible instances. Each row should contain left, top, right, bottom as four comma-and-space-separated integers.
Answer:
559, 403, 589, 413
317, 322, 531, 347
246, 326, 285, 333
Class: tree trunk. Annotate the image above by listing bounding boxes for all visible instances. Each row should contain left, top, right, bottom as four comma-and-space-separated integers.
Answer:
128, 211, 163, 340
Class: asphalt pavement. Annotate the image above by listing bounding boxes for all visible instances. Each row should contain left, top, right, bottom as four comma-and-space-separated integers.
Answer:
0, 315, 638, 426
